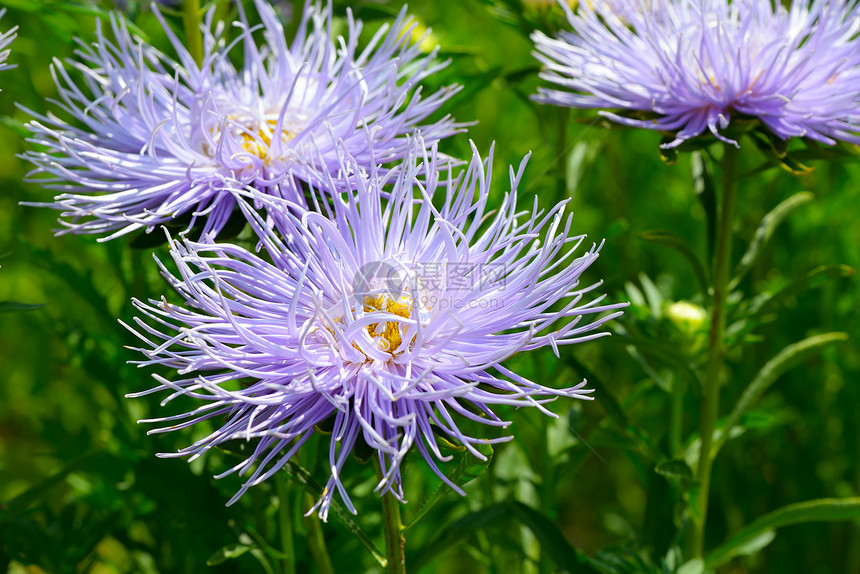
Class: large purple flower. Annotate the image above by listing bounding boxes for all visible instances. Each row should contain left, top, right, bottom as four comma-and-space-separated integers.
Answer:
124, 140, 625, 518
532, 0, 860, 147
24, 0, 461, 240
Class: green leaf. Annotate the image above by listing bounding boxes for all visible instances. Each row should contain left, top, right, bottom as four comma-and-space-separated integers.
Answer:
217, 442, 385, 567
729, 192, 815, 290
654, 459, 696, 485
0, 301, 45, 313
637, 231, 709, 296
677, 558, 704, 574
745, 265, 854, 319
433, 67, 501, 118
714, 332, 848, 455
641, 470, 676, 559
281, 460, 386, 567
608, 335, 701, 389
692, 151, 717, 266
409, 503, 510, 570
638, 273, 663, 318
206, 543, 255, 566
706, 498, 860, 569
28, 244, 126, 336
748, 131, 815, 176
0, 452, 97, 523
507, 502, 601, 574
411, 502, 600, 573
566, 357, 662, 462
403, 442, 494, 532
728, 530, 776, 559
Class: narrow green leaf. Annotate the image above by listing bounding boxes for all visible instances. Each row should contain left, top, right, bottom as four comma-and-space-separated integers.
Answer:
746, 265, 854, 319
206, 543, 255, 566
411, 502, 600, 572
641, 470, 676, 559
729, 192, 814, 290
507, 502, 601, 574
692, 151, 717, 266
567, 357, 662, 462
433, 67, 502, 118
28, 245, 125, 336
0, 301, 45, 313
0, 452, 97, 523
706, 498, 860, 569
608, 335, 701, 389
638, 273, 663, 318
403, 443, 494, 532
748, 130, 815, 176
567, 357, 629, 429
714, 332, 848, 455
729, 530, 776, 559
677, 558, 704, 574
637, 232, 709, 296
281, 460, 386, 567
217, 442, 386, 566
655, 459, 696, 484
409, 503, 510, 570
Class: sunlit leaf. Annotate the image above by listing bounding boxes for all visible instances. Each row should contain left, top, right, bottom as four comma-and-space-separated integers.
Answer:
714, 332, 848, 455
730, 192, 814, 290
637, 230, 709, 296
706, 498, 860, 569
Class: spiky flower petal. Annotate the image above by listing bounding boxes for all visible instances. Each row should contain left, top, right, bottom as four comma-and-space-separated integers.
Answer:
0, 9, 17, 74
533, 0, 860, 147
125, 139, 625, 518
24, 0, 461, 240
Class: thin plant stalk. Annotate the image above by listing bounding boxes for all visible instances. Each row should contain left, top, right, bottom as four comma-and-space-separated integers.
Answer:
539, 420, 555, 574
692, 143, 739, 559
183, 0, 203, 67
670, 373, 684, 458
375, 459, 406, 574
304, 492, 335, 574
276, 475, 296, 574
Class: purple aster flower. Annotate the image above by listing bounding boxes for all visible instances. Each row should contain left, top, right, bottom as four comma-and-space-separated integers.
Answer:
532, 0, 860, 148
23, 0, 461, 240
124, 139, 625, 518
0, 9, 17, 73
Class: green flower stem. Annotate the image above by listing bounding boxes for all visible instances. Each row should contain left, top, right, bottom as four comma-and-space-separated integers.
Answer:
375, 459, 407, 574
692, 143, 739, 559
183, 0, 203, 67
539, 420, 555, 574
276, 475, 296, 574
670, 374, 684, 457
303, 492, 335, 574
556, 106, 570, 203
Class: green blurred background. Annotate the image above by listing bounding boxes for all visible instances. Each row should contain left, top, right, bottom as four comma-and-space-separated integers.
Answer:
0, 0, 858, 572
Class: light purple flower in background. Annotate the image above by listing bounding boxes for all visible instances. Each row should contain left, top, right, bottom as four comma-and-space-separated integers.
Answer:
24, 0, 461, 240
124, 139, 625, 518
532, 0, 860, 148
0, 9, 17, 73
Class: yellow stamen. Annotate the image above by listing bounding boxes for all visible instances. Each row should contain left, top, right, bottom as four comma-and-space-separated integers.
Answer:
362, 295, 413, 353
238, 118, 298, 160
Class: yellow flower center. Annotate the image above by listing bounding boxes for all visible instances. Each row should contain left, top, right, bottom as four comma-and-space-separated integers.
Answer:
204, 115, 300, 162
237, 118, 298, 161
361, 295, 414, 354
